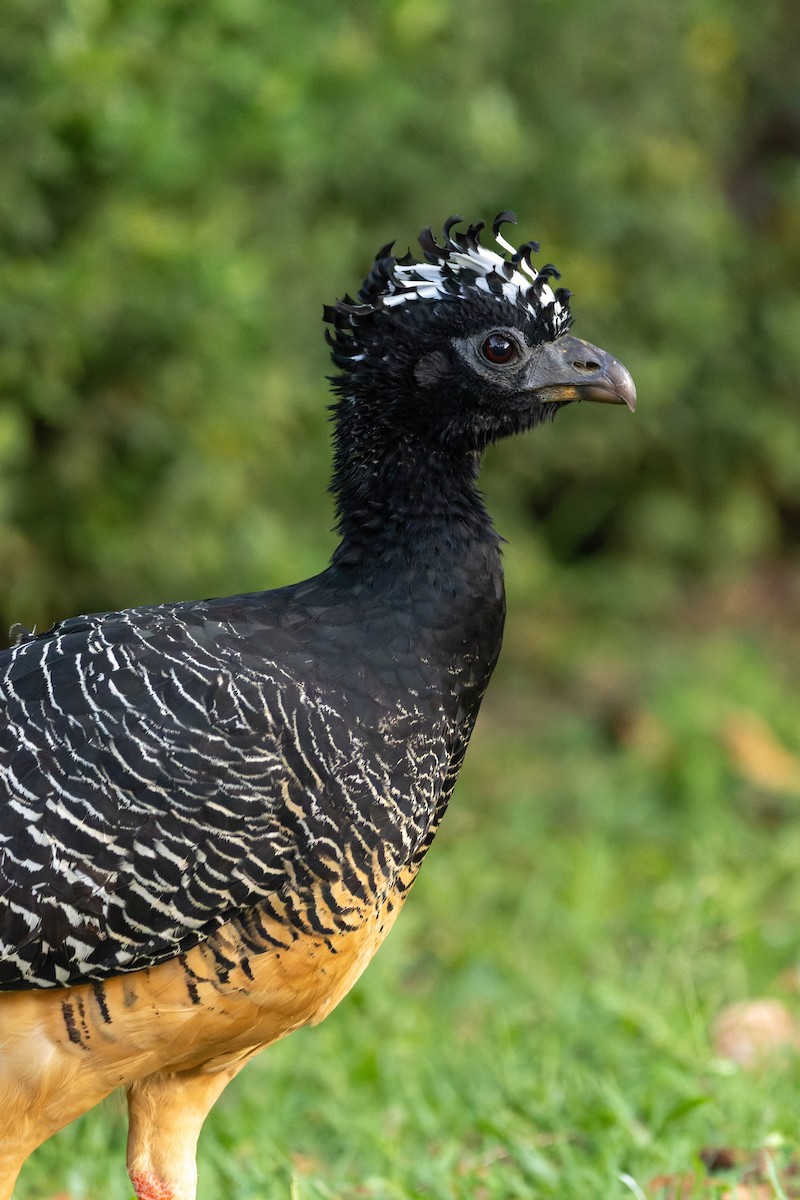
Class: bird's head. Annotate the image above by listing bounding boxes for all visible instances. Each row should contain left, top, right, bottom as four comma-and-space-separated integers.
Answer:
324, 213, 635, 459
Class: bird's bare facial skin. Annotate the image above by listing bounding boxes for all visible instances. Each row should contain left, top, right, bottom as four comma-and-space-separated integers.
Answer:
453, 328, 534, 385
453, 330, 636, 412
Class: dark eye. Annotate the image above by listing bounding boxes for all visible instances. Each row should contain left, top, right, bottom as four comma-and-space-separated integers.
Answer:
480, 332, 519, 365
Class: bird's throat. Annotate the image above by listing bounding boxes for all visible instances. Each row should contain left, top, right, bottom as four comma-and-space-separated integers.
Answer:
330, 435, 499, 578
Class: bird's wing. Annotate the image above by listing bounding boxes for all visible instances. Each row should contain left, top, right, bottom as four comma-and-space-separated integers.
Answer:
0, 597, 447, 990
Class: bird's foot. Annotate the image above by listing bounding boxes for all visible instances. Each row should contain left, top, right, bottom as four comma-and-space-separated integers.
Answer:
130, 1171, 178, 1200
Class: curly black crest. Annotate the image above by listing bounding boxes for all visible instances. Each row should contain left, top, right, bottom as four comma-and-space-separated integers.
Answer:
324, 212, 573, 368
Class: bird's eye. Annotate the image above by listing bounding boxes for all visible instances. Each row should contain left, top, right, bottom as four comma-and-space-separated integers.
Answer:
480, 333, 519, 365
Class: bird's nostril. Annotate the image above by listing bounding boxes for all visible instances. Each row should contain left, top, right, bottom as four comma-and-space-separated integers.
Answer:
574, 358, 601, 373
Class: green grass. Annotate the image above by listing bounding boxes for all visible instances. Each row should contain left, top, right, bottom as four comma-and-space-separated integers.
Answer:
15, 577, 800, 1199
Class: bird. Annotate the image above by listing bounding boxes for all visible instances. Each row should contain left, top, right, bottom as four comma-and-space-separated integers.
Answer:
0, 213, 635, 1200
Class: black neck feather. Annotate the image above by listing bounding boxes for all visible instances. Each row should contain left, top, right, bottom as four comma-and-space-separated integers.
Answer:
329, 408, 500, 579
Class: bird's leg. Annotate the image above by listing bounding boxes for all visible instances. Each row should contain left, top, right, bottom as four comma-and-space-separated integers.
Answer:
0, 1153, 23, 1200
126, 1058, 251, 1200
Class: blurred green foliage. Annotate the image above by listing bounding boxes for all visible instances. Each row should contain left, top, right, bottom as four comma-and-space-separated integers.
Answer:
1, 0, 798, 633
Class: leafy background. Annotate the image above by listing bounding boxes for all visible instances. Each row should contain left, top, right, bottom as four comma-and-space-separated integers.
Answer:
3, 0, 800, 1197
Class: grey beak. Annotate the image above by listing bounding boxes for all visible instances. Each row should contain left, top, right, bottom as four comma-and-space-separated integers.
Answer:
529, 334, 637, 412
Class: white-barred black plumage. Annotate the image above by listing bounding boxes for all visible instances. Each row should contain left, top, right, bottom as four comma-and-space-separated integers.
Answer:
0, 586, 470, 987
